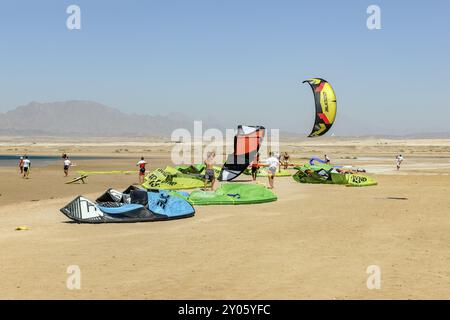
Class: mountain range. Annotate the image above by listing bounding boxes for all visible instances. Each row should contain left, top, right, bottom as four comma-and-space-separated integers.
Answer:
0, 101, 210, 137
1, 101, 449, 138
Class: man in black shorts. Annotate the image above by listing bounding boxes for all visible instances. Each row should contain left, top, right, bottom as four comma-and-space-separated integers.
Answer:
251, 153, 260, 181
204, 152, 216, 190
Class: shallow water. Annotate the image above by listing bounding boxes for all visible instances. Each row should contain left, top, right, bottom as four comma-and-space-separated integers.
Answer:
0, 155, 112, 167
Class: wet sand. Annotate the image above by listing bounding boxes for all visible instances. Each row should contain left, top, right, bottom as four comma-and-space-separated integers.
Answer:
1, 137, 450, 299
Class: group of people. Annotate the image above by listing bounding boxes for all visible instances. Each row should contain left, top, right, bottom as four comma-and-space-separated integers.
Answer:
202, 152, 331, 190
18, 156, 31, 179
202, 151, 282, 190
17, 151, 404, 187
250, 152, 284, 189
18, 153, 73, 179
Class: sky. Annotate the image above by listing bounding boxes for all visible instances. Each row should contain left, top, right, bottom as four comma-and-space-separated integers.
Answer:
1, 0, 449, 135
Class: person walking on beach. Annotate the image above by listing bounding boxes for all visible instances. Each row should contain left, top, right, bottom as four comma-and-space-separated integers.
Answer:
265, 152, 280, 189
204, 152, 216, 190
324, 154, 331, 165
282, 152, 290, 170
396, 154, 404, 170
136, 157, 147, 184
18, 156, 24, 174
251, 153, 260, 181
22, 156, 31, 179
63, 157, 72, 177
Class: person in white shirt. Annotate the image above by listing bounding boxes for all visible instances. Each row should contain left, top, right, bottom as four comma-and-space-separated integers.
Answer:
22, 156, 31, 179
274, 151, 281, 173
264, 152, 280, 189
324, 154, 331, 164
136, 157, 147, 184
63, 157, 72, 177
396, 154, 404, 170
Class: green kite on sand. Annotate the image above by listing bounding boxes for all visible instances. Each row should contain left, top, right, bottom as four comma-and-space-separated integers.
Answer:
293, 163, 377, 187
176, 183, 277, 205
142, 167, 205, 190
175, 164, 222, 178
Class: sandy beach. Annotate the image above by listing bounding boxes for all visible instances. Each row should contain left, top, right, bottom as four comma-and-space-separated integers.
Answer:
1, 137, 450, 299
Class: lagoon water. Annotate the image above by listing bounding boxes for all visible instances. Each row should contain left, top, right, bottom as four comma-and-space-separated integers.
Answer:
0, 155, 110, 167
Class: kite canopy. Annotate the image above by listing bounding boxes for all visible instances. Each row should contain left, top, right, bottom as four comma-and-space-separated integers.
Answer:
219, 125, 265, 181
303, 78, 337, 137
309, 157, 328, 166
178, 183, 277, 205
293, 164, 377, 187
60, 187, 195, 223
142, 167, 205, 190
175, 164, 222, 178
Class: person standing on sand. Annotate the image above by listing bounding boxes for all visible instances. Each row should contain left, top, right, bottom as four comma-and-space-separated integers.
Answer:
22, 156, 31, 179
18, 156, 24, 174
396, 154, 404, 170
63, 157, 72, 177
282, 152, 290, 170
251, 153, 260, 181
136, 157, 147, 184
274, 151, 281, 173
204, 152, 216, 190
264, 152, 280, 189
324, 154, 331, 164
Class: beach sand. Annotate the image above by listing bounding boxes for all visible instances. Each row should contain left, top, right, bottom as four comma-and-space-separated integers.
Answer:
1, 137, 449, 299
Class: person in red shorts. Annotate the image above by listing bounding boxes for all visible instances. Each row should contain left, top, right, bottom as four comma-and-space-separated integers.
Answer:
136, 157, 147, 184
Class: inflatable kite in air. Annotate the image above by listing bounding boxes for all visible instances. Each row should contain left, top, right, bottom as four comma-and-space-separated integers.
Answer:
219, 125, 265, 181
303, 78, 337, 137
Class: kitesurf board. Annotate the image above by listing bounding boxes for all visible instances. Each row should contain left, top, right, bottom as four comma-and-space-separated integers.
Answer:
66, 174, 88, 184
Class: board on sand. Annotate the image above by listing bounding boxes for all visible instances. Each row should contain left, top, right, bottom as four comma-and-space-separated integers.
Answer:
66, 174, 88, 184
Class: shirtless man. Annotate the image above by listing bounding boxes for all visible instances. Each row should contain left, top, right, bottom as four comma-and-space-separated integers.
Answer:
18, 156, 24, 174
251, 153, 260, 181
204, 152, 216, 190
281, 152, 290, 170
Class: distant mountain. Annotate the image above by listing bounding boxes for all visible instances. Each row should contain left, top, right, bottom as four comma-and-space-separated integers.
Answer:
1, 101, 449, 138
0, 101, 222, 137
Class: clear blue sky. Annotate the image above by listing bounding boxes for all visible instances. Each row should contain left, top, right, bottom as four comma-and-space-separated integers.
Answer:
1, 0, 449, 135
